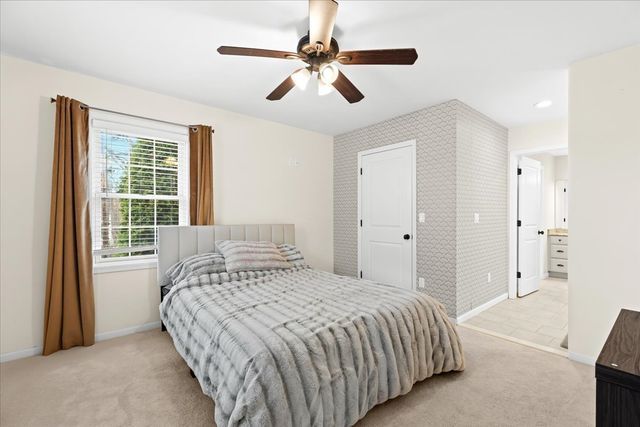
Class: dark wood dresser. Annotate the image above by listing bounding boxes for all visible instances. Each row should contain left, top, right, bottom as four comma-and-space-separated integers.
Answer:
595, 309, 640, 426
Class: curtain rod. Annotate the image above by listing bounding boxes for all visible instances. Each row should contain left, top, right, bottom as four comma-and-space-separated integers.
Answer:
49, 97, 214, 133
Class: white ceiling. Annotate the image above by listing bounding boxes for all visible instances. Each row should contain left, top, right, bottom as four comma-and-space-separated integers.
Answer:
1, 1, 639, 135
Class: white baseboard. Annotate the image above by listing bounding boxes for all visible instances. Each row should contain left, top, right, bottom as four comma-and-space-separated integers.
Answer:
94, 321, 161, 342
568, 351, 597, 366
0, 346, 43, 363
455, 292, 508, 324
1, 321, 161, 363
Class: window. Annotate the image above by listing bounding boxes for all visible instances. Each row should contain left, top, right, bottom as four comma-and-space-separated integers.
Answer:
90, 111, 189, 271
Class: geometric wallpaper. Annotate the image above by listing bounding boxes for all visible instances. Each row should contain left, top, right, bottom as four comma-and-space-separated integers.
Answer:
455, 103, 508, 316
333, 99, 508, 317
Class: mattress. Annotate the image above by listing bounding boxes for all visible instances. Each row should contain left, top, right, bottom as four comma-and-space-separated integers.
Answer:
160, 265, 464, 427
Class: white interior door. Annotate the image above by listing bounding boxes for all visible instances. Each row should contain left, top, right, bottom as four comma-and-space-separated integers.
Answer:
518, 157, 543, 297
359, 143, 414, 289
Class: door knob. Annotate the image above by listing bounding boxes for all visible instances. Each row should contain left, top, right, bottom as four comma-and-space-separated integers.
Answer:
403, 234, 411, 240
538, 230, 545, 235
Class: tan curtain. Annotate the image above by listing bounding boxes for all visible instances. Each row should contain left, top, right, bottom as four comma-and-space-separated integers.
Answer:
42, 95, 95, 355
189, 125, 214, 225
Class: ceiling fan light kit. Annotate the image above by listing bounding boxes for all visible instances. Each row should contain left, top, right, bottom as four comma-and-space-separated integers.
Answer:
291, 67, 312, 90
217, 0, 418, 103
318, 75, 334, 96
319, 62, 339, 84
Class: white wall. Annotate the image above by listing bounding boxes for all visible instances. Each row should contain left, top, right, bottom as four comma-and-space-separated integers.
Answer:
568, 45, 640, 363
509, 119, 568, 152
554, 155, 568, 181
0, 55, 334, 357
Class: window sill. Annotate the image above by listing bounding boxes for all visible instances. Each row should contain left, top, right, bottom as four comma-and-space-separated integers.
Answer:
93, 258, 157, 274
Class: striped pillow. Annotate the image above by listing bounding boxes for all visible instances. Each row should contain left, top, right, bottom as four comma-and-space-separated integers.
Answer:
216, 240, 291, 274
278, 244, 306, 266
166, 252, 227, 287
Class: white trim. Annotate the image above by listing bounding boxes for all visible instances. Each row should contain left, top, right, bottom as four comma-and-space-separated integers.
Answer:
509, 145, 567, 299
357, 140, 417, 289
93, 258, 157, 274
0, 321, 161, 363
455, 292, 508, 323
568, 351, 597, 366
91, 109, 188, 142
0, 346, 42, 363
95, 321, 161, 342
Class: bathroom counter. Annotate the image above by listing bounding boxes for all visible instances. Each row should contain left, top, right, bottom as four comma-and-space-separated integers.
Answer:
548, 228, 569, 237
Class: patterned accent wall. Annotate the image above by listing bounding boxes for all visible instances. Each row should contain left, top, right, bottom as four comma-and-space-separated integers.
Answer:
333, 99, 508, 318
334, 101, 459, 314
455, 103, 508, 316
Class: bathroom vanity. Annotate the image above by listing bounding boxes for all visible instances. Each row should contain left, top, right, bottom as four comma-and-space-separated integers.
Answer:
548, 229, 568, 279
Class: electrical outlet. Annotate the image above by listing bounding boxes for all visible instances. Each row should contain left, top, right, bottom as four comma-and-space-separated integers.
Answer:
418, 277, 425, 289
487, 272, 491, 283
288, 158, 300, 167
418, 212, 426, 223
474, 213, 480, 224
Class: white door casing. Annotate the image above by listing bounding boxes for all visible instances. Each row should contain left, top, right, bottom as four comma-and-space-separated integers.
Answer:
517, 156, 543, 297
358, 140, 416, 290
555, 180, 569, 228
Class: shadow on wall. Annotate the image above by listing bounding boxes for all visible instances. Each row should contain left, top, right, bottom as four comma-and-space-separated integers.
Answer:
30, 96, 57, 350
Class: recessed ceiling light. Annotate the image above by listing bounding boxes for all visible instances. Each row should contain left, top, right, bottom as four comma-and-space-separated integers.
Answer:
534, 100, 553, 109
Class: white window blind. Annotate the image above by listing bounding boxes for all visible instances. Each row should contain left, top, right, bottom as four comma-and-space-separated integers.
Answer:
90, 111, 189, 265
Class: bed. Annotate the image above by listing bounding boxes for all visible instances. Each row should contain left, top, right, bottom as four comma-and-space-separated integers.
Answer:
158, 225, 464, 427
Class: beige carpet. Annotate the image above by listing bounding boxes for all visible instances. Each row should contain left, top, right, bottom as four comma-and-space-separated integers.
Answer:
0, 327, 595, 426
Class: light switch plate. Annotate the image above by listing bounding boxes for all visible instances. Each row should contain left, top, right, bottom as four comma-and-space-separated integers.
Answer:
474, 213, 480, 223
418, 277, 425, 289
487, 272, 491, 283
418, 212, 426, 223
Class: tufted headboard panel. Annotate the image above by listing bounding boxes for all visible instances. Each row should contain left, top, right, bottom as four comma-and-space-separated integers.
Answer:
157, 224, 295, 287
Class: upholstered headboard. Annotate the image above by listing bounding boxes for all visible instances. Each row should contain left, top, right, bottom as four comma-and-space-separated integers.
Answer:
157, 224, 295, 287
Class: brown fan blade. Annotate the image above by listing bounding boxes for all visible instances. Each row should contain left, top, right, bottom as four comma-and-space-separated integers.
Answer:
309, 0, 338, 53
266, 75, 296, 101
332, 71, 364, 104
217, 46, 299, 60
337, 48, 418, 65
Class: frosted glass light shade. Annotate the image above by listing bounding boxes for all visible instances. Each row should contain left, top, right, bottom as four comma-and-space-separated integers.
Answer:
319, 62, 338, 84
292, 68, 311, 90
318, 77, 334, 96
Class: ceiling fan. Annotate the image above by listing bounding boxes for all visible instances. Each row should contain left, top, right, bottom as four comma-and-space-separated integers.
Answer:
217, 0, 418, 104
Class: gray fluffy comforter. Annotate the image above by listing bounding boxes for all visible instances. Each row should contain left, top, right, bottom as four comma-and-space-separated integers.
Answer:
160, 265, 465, 427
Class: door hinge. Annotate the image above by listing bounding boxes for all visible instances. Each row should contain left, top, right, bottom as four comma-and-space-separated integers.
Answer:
360, 168, 363, 175
517, 168, 522, 175
517, 220, 522, 227
517, 272, 521, 279
360, 271, 363, 279
360, 219, 362, 227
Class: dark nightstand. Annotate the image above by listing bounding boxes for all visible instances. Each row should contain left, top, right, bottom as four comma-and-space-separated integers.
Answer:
595, 309, 640, 426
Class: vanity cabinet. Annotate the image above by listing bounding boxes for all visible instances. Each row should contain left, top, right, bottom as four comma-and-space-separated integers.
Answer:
548, 233, 568, 278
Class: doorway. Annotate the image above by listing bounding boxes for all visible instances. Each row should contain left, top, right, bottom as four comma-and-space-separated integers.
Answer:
357, 140, 416, 290
462, 146, 569, 354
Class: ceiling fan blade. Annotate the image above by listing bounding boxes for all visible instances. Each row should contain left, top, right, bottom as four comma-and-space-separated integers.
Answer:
217, 46, 299, 60
332, 71, 364, 104
337, 48, 418, 65
266, 75, 296, 101
309, 0, 338, 53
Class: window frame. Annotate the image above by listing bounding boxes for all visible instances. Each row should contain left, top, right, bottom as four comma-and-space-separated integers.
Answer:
88, 110, 190, 274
